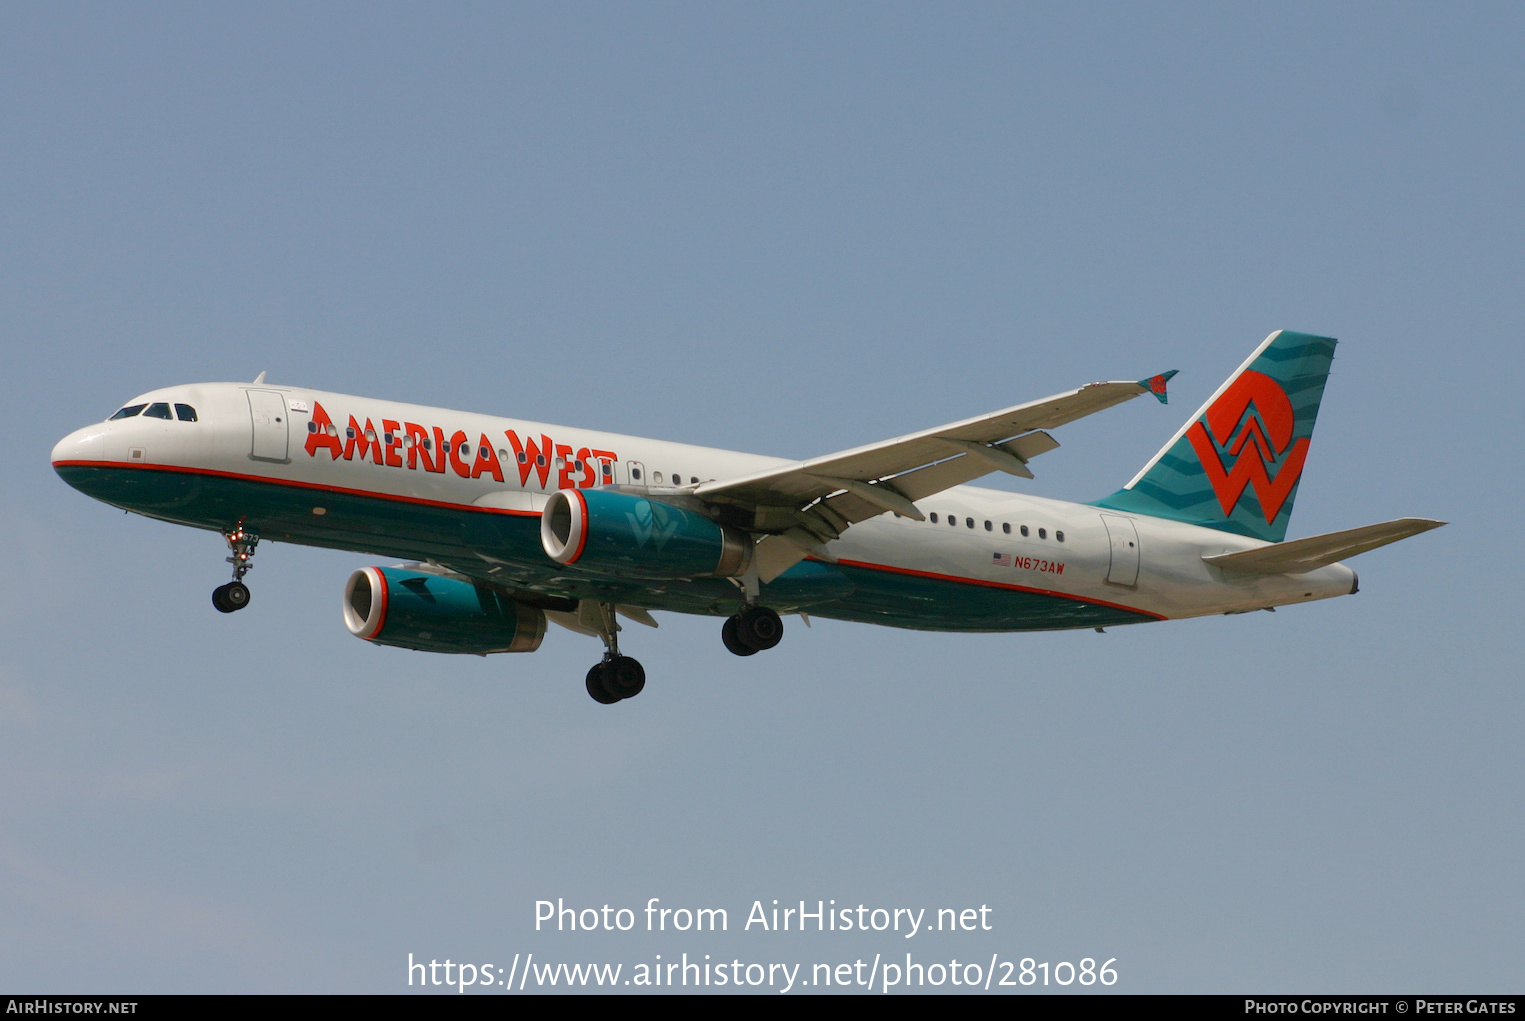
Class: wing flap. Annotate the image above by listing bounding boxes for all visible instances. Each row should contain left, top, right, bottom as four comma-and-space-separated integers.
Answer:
1203, 518, 1446, 574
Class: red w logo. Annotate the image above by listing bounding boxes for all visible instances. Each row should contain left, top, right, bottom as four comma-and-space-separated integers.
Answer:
1186, 370, 1310, 524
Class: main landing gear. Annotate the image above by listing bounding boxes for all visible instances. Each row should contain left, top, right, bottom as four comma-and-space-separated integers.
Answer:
212, 526, 258, 614
584, 601, 646, 705
586, 656, 646, 705
721, 605, 783, 657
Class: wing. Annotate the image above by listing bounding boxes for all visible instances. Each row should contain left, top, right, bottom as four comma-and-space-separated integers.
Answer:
694, 374, 1173, 579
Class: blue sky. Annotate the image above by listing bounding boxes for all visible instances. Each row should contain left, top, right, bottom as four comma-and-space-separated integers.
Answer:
2, 3, 1520, 992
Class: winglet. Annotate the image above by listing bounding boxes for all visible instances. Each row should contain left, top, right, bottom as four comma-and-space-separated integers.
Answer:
253, 371, 268, 384
1138, 369, 1177, 404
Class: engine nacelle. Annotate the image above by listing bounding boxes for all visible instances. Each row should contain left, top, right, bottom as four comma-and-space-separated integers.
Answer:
540, 489, 753, 579
342, 567, 546, 655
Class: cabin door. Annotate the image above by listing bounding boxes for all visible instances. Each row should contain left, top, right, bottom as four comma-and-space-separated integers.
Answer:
247, 390, 290, 463
1101, 515, 1140, 587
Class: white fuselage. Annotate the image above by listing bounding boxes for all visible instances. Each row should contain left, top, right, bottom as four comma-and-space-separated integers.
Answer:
52, 381, 1359, 629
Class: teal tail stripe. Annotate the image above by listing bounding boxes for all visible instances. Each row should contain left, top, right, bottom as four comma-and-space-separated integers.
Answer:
1092, 330, 1337, 543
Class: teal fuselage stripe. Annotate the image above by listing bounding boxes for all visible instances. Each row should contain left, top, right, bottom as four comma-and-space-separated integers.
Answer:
55, 464, 1158, 633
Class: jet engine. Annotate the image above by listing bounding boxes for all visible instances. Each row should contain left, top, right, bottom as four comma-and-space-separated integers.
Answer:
540, 489, 753, 579
342, 567, 546, 654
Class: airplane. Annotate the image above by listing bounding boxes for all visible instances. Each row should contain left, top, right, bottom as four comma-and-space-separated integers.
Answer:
51, 329, 1443, 704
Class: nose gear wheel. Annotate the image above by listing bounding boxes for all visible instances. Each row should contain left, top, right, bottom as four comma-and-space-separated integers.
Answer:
212, 581, 251, 613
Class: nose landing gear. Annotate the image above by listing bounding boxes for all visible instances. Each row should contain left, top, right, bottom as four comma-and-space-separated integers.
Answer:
212, 526, 259, 614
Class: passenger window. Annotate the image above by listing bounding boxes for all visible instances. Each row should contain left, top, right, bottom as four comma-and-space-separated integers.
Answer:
307, 421, 318, 433
1056, 530, 1065, 543
930, 513, 939, 524
1038, 528, 1047, 539
174, 404, 197, 422
690, 477, 698, 485
965, 517, 974, 529
1020, 525, 1029, 537
654, 472, 664, 483
109, 404, 147, 420
984, 520, 992, 531
631, 467, 642, 480
948, 515, 957, 527
143, 402, 173, 420
1002, 523, 1011, 534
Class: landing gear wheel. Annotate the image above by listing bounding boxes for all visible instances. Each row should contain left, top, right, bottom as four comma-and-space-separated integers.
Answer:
581, 601, 645, 704
224, 581, 250, 611
212, 582, 251, 614
736, 606, 783, 651
586, 657, 645, 702
586, 663, 621, 704
605, 656, 646, 699
721, 615, 759, 657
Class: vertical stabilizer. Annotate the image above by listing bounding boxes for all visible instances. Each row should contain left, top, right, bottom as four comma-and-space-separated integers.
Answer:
1092, 330, 1337, 542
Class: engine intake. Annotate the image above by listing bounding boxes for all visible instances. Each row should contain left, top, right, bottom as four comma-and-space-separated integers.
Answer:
540, 489, 753, 579
342, 567, 546, 654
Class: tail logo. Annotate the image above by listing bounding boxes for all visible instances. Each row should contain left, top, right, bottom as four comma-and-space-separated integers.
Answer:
1185, 370, 1310, 524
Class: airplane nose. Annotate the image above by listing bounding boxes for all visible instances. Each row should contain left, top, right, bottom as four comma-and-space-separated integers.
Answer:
51, 426, 102, 468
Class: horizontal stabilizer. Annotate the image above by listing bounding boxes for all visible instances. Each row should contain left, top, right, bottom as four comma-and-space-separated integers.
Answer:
1203, 518, 1446, 574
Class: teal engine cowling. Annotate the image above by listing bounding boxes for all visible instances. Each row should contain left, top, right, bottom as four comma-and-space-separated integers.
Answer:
342, 567, 547, 654
540, 489, 753, 579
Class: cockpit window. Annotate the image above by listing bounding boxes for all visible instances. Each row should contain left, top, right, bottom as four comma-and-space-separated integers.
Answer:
109, 404, 147, 420
143, 403, 173, 420
175, 404, 198, 422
